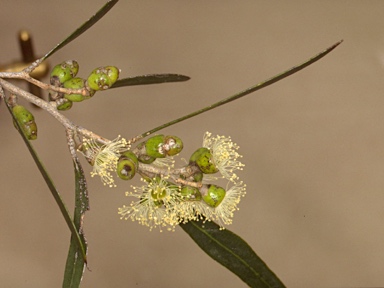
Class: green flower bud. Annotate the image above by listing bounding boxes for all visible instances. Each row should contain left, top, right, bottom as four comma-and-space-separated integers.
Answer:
145, 135, 165, 158
201, 184, 226, 208
63, 77, 95, 102
106, 66, 119, 84
163, 135, 183, 156
189, 147, 218, 174
56, 98, 73, 111
180, 186, 202, 201
86, 66, 119, 91
135, 142, 156, 164
50, 60, 79, 86
12, 105, 37, 140
116, 151, 138, 180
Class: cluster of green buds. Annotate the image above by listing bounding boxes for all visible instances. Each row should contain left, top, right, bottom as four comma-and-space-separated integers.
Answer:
77, 132, 245, 231
12, 104, 38, 140
49, 60, 120, 110
133, 134, 183, 164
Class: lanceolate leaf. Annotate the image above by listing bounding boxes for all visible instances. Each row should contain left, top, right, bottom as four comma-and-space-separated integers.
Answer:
180, 220, 286, 288
42, 0, 119, 61
4, 97, 87, 265
138, 40, 342, 139
111, 74, 190, 88
63, 159, 89, 288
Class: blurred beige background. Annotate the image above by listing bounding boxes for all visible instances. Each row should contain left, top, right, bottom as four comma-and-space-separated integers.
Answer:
1, 1, 384, 287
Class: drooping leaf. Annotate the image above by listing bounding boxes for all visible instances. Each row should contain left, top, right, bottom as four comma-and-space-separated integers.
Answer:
180, 220, 285, 288
42, 0, 119, 61
137, 40, 343, 140
63, 158, 89, 288
4, 97, 87, 264
111, 74, 190, 88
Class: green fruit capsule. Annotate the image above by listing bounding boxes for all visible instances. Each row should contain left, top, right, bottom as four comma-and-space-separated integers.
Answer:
50, 60, 79, 86
106, 66, 119, 84
12, 105, 37, 140
145, 135, 165, 158
201, 184, 226, 208
135, 142, 156, 164
86, 66, 119, 91
56, 98, 73, 111
189, 147, 218, 174
63, 77, 93, 102
164, 135, 183, 156
180, 186, 202, 201
116, 151, 138, 180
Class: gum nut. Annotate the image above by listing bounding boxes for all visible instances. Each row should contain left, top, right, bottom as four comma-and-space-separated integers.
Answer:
87, 67, 113, 91
50, 60, 79, 84
189, 147, 206, 163
12, 105, 37, 140
63, 77, 86, 102
202, 184, 226, 208
117, 157, 136, 180
12, 105, 34, 123
164, 135, 183, 156
105, 66, 119, 85
120, 151, 139, 166
180, 186, 202, 201
190, 147, 218, 174
24, 121, 38, 140
57, 99, 73, 111
145, 135, 165, 158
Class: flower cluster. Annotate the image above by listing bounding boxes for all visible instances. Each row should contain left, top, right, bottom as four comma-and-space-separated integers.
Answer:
117, 132, 246, 231
79, 132, 246, 231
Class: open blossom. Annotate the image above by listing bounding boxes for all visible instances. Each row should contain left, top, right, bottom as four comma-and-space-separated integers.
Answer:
79, 136, 129, 187
210, 182, 246, 228
202, 132, 245, 183
118, 177, 181, 231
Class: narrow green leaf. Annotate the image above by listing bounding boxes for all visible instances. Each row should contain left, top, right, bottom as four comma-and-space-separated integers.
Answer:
63, 159, 89, 288
138, 40, 343, 139
42, 0, 119, 61
4, 99, 87, 264
180, 220, 285, 288
111, 74, 190, 88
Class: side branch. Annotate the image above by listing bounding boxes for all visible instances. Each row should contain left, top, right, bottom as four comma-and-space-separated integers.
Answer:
0, 78, 109, 145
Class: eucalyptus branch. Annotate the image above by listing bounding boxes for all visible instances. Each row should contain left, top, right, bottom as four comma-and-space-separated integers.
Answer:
0, 78, 110, 145
0, 78, 73, 127
0, 71, 89, 96
1, 0, 345, 286
137, 162, 201, 188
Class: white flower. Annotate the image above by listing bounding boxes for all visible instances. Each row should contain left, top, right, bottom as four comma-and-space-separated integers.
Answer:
79, 136, 129, 187
202, 132, 244, 183
175, 182, 246, 229
118, 177, 181, 231
212, 182, 246, 228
